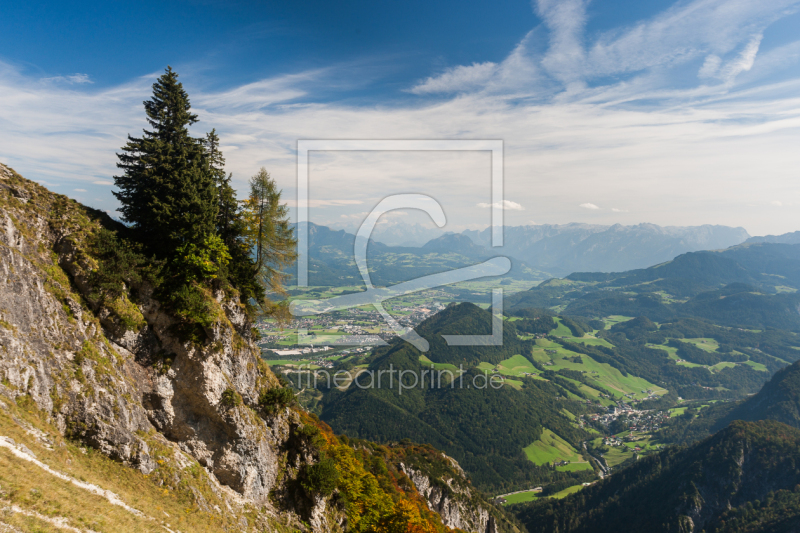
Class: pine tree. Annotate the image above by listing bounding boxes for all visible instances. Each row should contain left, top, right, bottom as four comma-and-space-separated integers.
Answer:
202, 130, 262, 304
114, 67, 217, 258
203, 130, 240, 246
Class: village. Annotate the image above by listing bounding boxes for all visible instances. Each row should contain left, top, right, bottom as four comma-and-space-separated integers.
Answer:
256, 301, 447, 358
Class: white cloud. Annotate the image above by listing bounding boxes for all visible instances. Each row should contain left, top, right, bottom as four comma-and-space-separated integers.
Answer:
3, 0, 800, 236
74, 188, 87, 192
718, 34, 763, 82
699, 55, 723, 78
409, 62, 498, 94
536, 0, 590, 84
42, 73, 93, 84
611, 207, 628, 213
580, 203, 600, 210
476, 200, 524, 210
772, 200, 783, 206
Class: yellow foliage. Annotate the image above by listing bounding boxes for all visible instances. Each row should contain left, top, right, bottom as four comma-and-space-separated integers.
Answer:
302, 413, 451, 533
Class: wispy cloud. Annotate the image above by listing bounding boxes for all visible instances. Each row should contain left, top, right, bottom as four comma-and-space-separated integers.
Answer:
42, 73, 93, 84
409, 62, 498, 94
2, 0, 800, 236
536, 0, 589, 85
477, 200, 524, 210
580, 203, 600, 210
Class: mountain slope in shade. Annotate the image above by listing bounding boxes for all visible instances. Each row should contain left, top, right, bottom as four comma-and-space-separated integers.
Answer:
514, 420, 800, 533
714, 360, 800, 431
464, 223, 750, 276
507, 242, 800, 332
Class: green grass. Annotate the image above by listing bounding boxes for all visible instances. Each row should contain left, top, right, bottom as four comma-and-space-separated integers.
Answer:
551, 317, 575, 337
523, 429, 583, 465
532, 339, 665, 401
681, 338, 720, 352
570, 336, 614, 348
503, 379, 524, 390
742, 360, 768, 372
418, 354, 460, 372
550, 485, 586, 499
501, 491, 541, 505
556, 462, 593, 472
602, 315, 635, 329
494, 354, 539, 377
669, 407, 687, 417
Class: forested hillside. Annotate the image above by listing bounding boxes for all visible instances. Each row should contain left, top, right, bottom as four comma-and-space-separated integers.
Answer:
320, 304, 597, 494
714, 360, 800, 430
508, 243, 800, 332
514, 420, 800, 533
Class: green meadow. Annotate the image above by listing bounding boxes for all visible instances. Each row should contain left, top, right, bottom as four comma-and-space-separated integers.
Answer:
524, 429, 584, 465
502, 491, 541, 505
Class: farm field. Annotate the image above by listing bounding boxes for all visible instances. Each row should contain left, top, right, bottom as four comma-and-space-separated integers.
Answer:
524, 429, 584, 466
418, 354, 460, 372
647, 339, 769, 373
501, 483, 588, 506
549, 318, 575, 337
531, 338, 665, 401
556, 462, 593, 472
602, 315, 635, 329
550, 485, 586, 499
593, 432, 663, 468
492, 354, 539, 377
501, 490, 541, 505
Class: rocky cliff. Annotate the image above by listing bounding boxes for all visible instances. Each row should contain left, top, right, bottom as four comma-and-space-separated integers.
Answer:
0, 163, 514, 533
399, 459, 498, 533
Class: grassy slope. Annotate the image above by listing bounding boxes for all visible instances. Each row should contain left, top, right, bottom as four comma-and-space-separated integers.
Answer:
0, 398, 269, 533
523, 429, 584, 466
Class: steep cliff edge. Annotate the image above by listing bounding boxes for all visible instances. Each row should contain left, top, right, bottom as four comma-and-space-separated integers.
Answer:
0, 163, 517, 533
394, 446, 507, 533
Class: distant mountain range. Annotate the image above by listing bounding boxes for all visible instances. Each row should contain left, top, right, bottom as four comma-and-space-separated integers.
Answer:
307, 221, 759, 284
464, 223, 751, 277
746, 230, 800, 245
292, 222, 547, 286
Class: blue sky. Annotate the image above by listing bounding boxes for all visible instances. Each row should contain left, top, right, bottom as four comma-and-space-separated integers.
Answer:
2, 0, 800, 236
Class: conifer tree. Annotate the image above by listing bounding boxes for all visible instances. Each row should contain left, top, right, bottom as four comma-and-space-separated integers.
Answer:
244, 168, 296, 317
114, 67, 217, 258
203, 130, 241, 247
203, 130, 261, 303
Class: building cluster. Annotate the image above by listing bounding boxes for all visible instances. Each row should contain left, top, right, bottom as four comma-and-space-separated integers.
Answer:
586, 404, 669, 434
256, 301, 446, 348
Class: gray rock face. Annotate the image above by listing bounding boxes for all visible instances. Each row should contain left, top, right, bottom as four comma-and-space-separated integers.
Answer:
0, 165, 311, 517
400, 461, 498, 533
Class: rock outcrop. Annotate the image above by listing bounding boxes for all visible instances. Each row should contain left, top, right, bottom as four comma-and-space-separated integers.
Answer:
399, 456, 500, 533
0, 163, 318, 528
